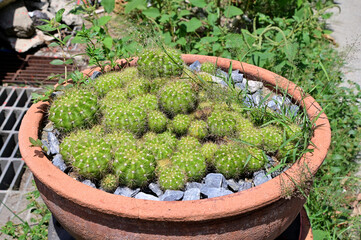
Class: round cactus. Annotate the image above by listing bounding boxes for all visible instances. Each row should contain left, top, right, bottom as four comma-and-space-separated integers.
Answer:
245, 147, 266, 172
193, 101, 213, 119
188, 120, 208, 140
200, 61, 216, 74
104, 130, 137, 153
171, 150, 206, 181
142, 132, 176, 160
100, 174, 119, 192
235, 115, 254, 132
177, 136, 201, 152
170, 114, 191, 136
277, 142, 297, 162
137, 48, 184, 78
208, 111, 237, 137
159, 81, 198, 117
130, 93, 158, 112
93, 71, 126, 97
155, 158, 173, 173
261, 125, 283, 153
238, 126, 263, 147
213, 144, 248, 179
125, 77, 150, 99
149, 77, 169, 94
104, 104, 147, 136
69, 138, 112, 179
158, 166, 187, 190
201, 142, 219, 164
284, 123, 302, 141
148, 110, 168, 133
100, 88, 127, 114
197, 72, 213, 82
49, 88, 98, 132
158, 131, 178, 149
118, 67, 139, 85
113, 148, 155, 188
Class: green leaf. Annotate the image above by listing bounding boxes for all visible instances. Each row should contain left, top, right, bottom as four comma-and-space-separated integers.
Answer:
142, 8, 160, 18
63, 35, 72, 43
183, 18, 202, 33
224, 6, 243, 18
313, 229, 329, 240
207, 13, 218, 25
36, 24, 57, 32
50, 59, 64, 65
55, 8, 65, 22
64, 59, 73, 65
48, 42, 59, 47
101, 0, 115, 13
103, 36, 113, 49
176, 37, 187, 46
97, 16, 112, 26
71, 36, 87, 44
29, 137, 42, 147
189, 0, 207, 8
179, 10, 190, 17
124, 0, 147, 13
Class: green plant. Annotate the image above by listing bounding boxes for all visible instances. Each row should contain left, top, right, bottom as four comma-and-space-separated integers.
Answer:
171, 150, 207, 181
170, 114, 191, 136
48, 87, 98, 132
213, 144, 248, 178
100, 174, 119, 192
157, 166, 187, 190
208, 110, 237, 137
0, 186, 50, 240
188, 120, 208, 140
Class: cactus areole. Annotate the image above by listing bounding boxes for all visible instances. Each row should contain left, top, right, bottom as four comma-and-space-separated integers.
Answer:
19, 54, 331, 240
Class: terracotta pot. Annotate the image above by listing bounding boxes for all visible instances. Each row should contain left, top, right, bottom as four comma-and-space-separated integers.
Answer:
19, 54, 330, 240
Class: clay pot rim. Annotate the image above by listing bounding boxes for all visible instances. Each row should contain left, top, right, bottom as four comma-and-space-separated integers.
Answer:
19, 54, 331, 222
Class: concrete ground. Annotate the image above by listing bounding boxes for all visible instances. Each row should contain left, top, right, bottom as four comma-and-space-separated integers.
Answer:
327, 0, 361, 87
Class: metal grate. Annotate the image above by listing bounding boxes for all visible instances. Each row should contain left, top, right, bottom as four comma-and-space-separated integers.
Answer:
0, 52, 74, 85
0, 86, 42, 225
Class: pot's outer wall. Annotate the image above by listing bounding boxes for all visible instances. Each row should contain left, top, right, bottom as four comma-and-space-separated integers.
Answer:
19, 55, 331, 240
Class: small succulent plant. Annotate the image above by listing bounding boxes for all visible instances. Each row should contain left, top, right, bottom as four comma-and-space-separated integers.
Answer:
157, 166, 187, 190
200, 62, 216, 74
100, 174, 119, 192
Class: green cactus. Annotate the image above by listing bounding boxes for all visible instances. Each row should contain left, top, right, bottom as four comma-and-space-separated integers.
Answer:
238, 126, 263, 147
277, 142, 297, 162
100, 88, 127, 114
113, 148, 155, 188
93, 71, 126, 97
142, 132, 176, 160
118, 67, 139, 85
261, 125, 283, 153
234, 115, 254, 132
200, 61, 216, 74
149, 77, 169, 94
170, 114, 191, 136
158, 131, 178, 149
137, 48, 184, 78
159, 81, 198, 117
197, 72, 213, 82
130, 93, 158, 112
188, 120, 208, 140
49, 88, 98, 132
193, 101, 213, 119
100, 174, 119, 192
148, 110, 168, 133
201, 142, 219, 164
213, 144, 248, 178
158, 166, 187, 190
104, 104, 147, 136
125, 77, 150, 99
104, 130, 137, 153
284, 123, 302, 141
177, 136, 201, 152
245, 147, 266, 172
171, 150, 206, 181
208, 111, 237, 137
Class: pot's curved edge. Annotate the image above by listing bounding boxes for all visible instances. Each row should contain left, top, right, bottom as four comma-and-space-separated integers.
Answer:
19, 54, 331, 222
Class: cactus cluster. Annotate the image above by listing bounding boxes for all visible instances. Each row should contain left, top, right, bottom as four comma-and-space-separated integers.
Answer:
50, 47, 303, 192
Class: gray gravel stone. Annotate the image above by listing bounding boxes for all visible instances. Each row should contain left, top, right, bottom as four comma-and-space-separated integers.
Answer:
189, 60, 201, 71
235, 82, 245, 90
47, 132, 59, 154
226, 179, 240, 192
183, 188, 201, 201
246, 80, 263, 93
91, 71, 102, 80
52, 154, 66, 172
267, 100, 280, 112
216, 69, 228, 79
149, 183, 163, 197
253, 170, 272, 186
204, 173, 228, 188
114, 187, 140, 197
231, 70, 244, 83
238, 180, 252, 191
244, 93, 261, 107
265, 155, 275, 169
160, 190, 184, 201
134, 192, 160, 201
186, 182, 203, 190
200, 187, 233, 198
287, 105, 299, 117
81, 179, 96, 188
